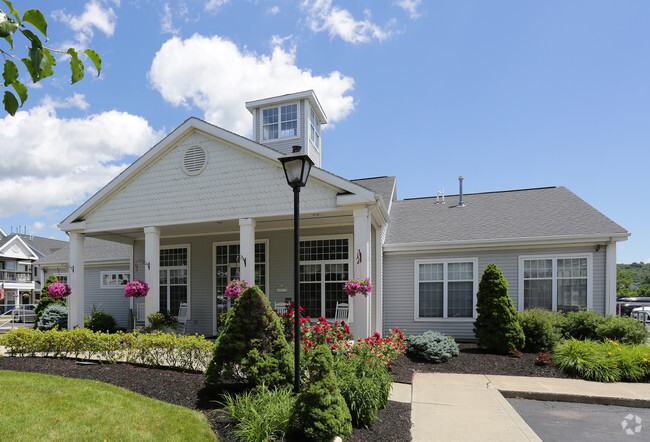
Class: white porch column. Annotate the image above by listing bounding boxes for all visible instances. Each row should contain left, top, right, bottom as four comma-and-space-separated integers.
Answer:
68, 232, 85, 329
605, 242, 616, 315
239, 218, 256, 287
144, 227, 161, 318
353, 207, 372, 338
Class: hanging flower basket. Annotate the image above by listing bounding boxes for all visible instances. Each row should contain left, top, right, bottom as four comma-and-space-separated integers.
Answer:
225, 279, 248, 299
48, 282, 72, 298
343, 277, 373, 297
0, 288, 4, 301
124, 280, 150, 298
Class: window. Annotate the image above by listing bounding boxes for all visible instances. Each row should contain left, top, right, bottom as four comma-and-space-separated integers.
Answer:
56, 274, 68, 285
415, 259, 478, 320
520, 255, 592, 312
263, 103, 298, 140
309, 107, 320, 148
300, 238, 350, 319
100, 271, 130, 288
160, 247, 189, 315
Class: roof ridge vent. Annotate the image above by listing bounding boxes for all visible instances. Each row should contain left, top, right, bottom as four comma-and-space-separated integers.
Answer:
182, 145, 208, 176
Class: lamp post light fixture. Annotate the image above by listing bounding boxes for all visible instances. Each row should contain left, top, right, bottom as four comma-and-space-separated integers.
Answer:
279, 145, 314, 394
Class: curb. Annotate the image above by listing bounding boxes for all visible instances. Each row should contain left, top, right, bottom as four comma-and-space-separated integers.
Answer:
498, 389, 650, 409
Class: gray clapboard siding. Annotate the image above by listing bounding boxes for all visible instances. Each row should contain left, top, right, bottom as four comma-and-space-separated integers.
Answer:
383, 245, 606, 341
84, 265, 131, 329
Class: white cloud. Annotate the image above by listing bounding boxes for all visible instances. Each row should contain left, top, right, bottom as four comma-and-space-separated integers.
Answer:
160, 3, 179, 35
394, 0, 422, 20
301, 0, 394, 44
205, 0, 230, 12
644, 258, 650, 264
53, 0, 118, 46
0, 96, 161, 218
148, 34, 355, 135
268, 5, 280, 15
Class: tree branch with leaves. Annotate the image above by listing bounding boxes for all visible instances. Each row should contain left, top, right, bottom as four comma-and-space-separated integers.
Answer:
0, 1, 101, 115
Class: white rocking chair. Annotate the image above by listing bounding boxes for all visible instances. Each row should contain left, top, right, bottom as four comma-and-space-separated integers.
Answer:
334, 302, 350, 324
133, 301, 146, 330
274, 302, 288, 316
177, 302, 188, 335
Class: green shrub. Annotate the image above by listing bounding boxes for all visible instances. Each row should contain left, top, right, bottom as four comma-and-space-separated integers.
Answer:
518, 309, 562, 353
33, 296, 66, 329
37, 304, 67, 331
221, 384, 295, 442
333, 347, 393, 428
473, 264, 525, 354
595, 315, 649, 345
291, 345, 352, 441
146, 310, 178, 331
0, 328, 212, 371
204, 286, 292, 388
406, 331, 459, 362
84, 305, 117, 333
561, 310, 605, 341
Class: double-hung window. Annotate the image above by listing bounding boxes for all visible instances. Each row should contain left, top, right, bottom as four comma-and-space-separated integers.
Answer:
415, 259, 478, 320
520, 255, 592, 312
263, 103, 298, 140
160, 246, 189, 316
309, 107, 320, 148
100, 271, 130, 288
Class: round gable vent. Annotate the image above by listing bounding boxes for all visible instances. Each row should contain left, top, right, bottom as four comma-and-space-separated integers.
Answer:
182, 145, 208, 176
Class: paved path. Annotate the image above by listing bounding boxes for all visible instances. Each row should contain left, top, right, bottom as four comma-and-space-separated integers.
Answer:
389, 373, 650, 441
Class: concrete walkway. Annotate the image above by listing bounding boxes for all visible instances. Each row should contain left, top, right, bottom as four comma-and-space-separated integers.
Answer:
389, 373, 650, 441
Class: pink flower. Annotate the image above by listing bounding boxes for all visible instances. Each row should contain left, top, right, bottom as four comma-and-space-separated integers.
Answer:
124, 280, 149, 298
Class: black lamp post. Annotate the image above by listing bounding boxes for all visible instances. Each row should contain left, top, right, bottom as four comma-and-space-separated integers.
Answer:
279, 145, 314, 394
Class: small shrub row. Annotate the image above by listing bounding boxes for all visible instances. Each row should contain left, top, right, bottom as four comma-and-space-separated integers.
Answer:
84, 304, 117, 333
553, 339, 650, 382
518, 309, 649, 353
406, 331, 459, 363
0, 327, 212, 371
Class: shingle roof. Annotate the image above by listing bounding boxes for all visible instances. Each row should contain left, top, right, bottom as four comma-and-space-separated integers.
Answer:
350, 176, 396, 209
0, 234, 67, 258
37, 237, 131, 265
385, 186, 628, 245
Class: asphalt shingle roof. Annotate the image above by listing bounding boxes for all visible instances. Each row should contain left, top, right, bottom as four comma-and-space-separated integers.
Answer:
385, 186, 628, 245
0, 234, 67, 258
37, 237, 131, 265
350, 176, 396, 208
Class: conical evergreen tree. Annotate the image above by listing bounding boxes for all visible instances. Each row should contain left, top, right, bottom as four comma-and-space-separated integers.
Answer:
204, 285, 292, 388
473, 264, 525, 354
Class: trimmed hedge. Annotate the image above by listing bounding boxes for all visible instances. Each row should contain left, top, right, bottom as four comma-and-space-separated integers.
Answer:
0, 328, 212, 372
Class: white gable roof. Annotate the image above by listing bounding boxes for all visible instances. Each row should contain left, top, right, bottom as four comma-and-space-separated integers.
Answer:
0, 235, 39, 260
61, 118, 376, 232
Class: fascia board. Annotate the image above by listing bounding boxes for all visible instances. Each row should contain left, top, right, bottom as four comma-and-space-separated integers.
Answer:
42, 259, 129, 268
245, 90, 327, 123
384, 233, 630, 253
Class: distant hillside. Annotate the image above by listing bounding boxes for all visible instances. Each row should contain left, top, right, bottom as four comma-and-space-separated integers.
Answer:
618, 262, 650, 285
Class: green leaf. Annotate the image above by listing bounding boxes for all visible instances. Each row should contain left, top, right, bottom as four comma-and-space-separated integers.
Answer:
22, 9, 47, 39
3, 33, 14, 49
67, 48, 84, 84
0, 17, 18, 38
2, 0, 21, 24
3, 90, 18, 116
83, 49, 102, 76
21, 47, 53, 83
11, 79, 27, 105
21, 29, 42, 48
2, 59, 18, 85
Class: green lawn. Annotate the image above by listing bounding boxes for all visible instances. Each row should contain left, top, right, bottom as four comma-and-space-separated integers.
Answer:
0, 370, 217, 441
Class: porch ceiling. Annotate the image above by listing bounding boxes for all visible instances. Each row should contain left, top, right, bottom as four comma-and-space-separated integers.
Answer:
84, 209, 356, 244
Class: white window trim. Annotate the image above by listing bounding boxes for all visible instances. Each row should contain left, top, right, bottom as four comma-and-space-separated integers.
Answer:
518, 253, 593, 312
212, 239, 269, 335
100, 270, 130, 289
414, 257, 479, 322
160, 244, 191, 319
308, 106, 320, 152
261, 102, 300, 141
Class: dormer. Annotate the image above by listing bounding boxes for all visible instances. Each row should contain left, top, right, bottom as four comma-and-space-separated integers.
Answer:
246, 90, 327, 168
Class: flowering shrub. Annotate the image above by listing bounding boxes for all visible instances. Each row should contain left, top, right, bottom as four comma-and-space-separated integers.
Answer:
124, 280, 149, 298
224, 279, 248, 299
343, 277, 372, 297
352, 328, 406, 366
47, 282, 71, 298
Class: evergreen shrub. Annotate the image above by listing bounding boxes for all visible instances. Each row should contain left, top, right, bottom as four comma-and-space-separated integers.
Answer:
595, 315, 649, 345
561, 310, 605, 341
518, 309, 562, 353
406, 331, 459, 362
291, 345, 352, 441
37, 304, 68, 331
34, 296, 66, 329
204, 285, 292, 388
473, 264, 525, 354
84, 305, 117, 333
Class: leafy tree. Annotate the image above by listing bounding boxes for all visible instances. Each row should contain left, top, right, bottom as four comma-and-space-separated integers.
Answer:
617, 268, 634, 298
473, 263, 525, 354
617, 262, 650, 287
0, 1, 101, 115
40, 274, 58, 298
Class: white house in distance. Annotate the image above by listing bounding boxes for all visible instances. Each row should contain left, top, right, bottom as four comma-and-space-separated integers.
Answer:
59, 91, 629, 340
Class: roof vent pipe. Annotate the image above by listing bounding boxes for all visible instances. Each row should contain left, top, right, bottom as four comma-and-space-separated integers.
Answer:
458, 176, 465, 207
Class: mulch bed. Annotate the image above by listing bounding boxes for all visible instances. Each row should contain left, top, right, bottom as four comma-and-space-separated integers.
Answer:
389, 343, 570, 384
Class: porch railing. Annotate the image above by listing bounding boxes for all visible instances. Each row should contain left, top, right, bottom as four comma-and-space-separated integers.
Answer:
0, 270, 33, 283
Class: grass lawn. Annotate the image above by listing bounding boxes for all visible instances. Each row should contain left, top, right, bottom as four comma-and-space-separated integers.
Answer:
0, 370, 217, 441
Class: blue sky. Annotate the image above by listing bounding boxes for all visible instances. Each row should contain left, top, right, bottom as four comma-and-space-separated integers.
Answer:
1, 0, 648, 264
